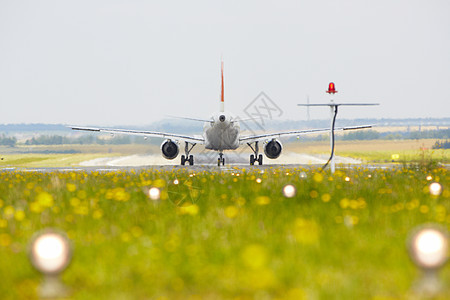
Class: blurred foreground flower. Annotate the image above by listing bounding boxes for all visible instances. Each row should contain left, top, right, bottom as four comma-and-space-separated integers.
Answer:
283, 185, 296, 198
429, 182, 442, 197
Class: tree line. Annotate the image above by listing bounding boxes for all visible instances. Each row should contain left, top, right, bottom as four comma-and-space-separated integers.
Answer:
0, 129, 449, 147
302, 129, 450, 142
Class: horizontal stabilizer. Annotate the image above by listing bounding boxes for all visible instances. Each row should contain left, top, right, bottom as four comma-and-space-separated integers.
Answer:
166, 115, 213, 123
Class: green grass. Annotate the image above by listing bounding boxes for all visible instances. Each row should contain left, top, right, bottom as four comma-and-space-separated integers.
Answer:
0, 167, 449, 299
339, 149, 449, 164
0, 153, 123, 168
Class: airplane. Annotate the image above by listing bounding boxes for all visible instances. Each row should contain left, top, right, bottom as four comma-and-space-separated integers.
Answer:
70, 62, 373, 166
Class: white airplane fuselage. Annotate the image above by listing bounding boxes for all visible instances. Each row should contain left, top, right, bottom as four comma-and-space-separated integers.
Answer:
203, 112, 240, 151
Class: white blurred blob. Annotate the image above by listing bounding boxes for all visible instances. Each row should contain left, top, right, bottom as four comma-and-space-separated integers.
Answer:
426, 175, 433, 181
345, 177, 351, 182
283, 185, 296, 198
31, 233, 71, 274
173, 179, 179, 185
148, 187, 161, 201
256, 178, 262, 184
410, 228, 448, 269
299, 172, 307, 179
429, 183, 442, 196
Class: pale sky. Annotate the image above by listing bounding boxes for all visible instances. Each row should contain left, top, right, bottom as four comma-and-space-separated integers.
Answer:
0, 0, 449, 126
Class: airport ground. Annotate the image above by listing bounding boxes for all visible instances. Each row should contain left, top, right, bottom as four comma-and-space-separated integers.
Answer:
0, 139, 447, 169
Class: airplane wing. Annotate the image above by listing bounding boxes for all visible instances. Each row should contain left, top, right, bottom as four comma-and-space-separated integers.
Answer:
70, 126, 205, 144
239, 125, 372, 144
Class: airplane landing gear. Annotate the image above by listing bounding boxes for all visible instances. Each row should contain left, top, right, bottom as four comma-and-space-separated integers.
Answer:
217, 152, 225, 166
181, 142, 196, 166
181, 154, 194, 166
250, 154, 263, 165
247, 142, 263, 165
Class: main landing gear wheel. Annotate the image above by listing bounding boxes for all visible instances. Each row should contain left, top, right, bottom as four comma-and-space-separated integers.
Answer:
248, 141, 263, 165
250, 154, 263, 165
181, 142, 196, 166
181, 154, 194, 166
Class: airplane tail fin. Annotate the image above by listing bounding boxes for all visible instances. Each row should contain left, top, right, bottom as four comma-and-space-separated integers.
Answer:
220, 60, 224, 112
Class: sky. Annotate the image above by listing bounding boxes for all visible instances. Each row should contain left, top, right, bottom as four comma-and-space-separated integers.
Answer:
0, 0, 449, 126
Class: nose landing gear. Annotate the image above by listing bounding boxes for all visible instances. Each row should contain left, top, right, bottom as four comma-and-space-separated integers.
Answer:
217, 152, 225, 166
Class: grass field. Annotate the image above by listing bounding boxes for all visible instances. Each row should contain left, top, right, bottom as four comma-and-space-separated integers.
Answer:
0, 165, 449, 299
0, 144, 160, 168
287, 139, 449, 164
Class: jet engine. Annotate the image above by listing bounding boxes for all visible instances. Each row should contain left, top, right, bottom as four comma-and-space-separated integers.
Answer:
161, 140, 179, 160
264, 139, 282, 159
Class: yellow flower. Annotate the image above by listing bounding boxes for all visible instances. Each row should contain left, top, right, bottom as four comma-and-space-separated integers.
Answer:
70, 197, 80, 207
224, 206, 239, 219
107, 188, 130, 202
321, 193, 331, 202
3, 205, 15, 219
310, 190, 319, 199
77, 190, 87, 199
92, 209, 104, 219
240, 269, 276, 290
74, 205, 89, 216
285, 288, 306, 300
153, 179, 166, 188
241, 244, 268, 270
66, 183, 77, 192
255, 196, 270, 206
0, 219, 7, 228
313, 173, 323, 183
419, 205, 429, 214
344, 215, 359, 227
340, 198, 350, 209
121, 232, 131, 242
177, 203, 199, 216
36, 192, 54, 207
293, 218, 320, 245
14, 210, 25, 221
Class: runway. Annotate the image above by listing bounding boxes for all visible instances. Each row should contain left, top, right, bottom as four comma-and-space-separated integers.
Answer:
0, 152, 392, 173
77, 152, 362, 167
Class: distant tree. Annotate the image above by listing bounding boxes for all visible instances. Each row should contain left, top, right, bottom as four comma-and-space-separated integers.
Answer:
385, 133, 404, 140
25, 135, 63, 145
341, 130, 381, 141
432, 140, 450, 149
409, 129, 450, 139
0, 135, 17, 147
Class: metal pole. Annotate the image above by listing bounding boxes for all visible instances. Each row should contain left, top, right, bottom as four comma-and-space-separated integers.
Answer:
330, 99, 335, 173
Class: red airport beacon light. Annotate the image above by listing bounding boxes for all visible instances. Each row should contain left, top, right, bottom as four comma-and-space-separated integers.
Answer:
326, 82, 337, 94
